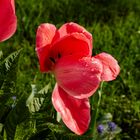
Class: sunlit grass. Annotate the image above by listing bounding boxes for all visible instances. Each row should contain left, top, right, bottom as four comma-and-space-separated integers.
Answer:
0, 0, 140, 139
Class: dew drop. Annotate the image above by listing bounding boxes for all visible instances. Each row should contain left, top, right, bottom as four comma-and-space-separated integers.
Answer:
90, 75, 94, 79
85, 64, 88, 67
82, 30, 85, 33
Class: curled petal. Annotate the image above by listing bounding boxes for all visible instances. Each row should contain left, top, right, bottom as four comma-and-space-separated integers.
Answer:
52, 84, 90, 135
50, 33, 91, 60
37, 33, 91, 72
36, 23, 57, 48
94, 52, 120, 81
11, 0, 16, 13
0, 0, 17, 42
58, 22, 93, 54
54, 56, 102, 99
36, 23, 92, 72
36, 23, 57, 72
36, 45, 52, 72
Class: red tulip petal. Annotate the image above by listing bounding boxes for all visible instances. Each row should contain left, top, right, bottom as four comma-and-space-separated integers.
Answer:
94, 52, 120, 81
36, 23, 93, 72
36, 45, 53, 72
36, 23, 57, 49
36, 23, 58, 72
11, 0, 15, 13
58, 22, 92, 54
54, 56, 102, 99
52, 84, 90, 135
0, 0, 17, 42
50, 33, 91, 62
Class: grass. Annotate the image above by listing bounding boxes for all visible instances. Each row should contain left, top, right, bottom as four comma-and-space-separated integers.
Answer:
0, 0, 140, 139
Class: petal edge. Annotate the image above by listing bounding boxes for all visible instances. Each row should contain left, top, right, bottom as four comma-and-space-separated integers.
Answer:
0, 0, 17, 42
94, 52, 120, 81
54, 56, 102, 99
52, 84, 90, 135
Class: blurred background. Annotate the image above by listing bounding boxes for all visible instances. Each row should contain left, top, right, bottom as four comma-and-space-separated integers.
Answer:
0, 0, 140, 139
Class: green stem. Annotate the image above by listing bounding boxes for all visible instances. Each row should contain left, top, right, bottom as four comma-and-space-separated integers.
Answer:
88, 82, 104, 139
107, 131, 112, 140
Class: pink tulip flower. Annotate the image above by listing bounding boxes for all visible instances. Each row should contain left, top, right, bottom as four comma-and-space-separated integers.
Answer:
0, 0, 17, 42
36, 22, 120, 135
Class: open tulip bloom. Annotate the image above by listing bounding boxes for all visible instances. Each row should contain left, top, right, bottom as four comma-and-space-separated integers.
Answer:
36, 22, 120, 135
0, 0, 17, 42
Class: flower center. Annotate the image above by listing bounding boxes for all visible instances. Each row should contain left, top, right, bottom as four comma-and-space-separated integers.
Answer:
49, 57, 55, 63
49, 53, 62, 64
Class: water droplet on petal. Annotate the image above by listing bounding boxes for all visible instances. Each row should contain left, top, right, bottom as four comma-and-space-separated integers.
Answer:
90, 75, 94, 79
85, 64, 88, 67
92, 60, 97, 64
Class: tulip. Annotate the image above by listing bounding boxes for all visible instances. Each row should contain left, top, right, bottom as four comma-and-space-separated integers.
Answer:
36, 22, 120, 135
0, 0, 17, 42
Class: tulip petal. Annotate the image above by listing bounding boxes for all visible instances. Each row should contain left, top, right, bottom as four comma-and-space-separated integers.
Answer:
50, 33, 91, 60
54, 56, 102, 99
94, 52, 120, 81
58, 22, 92, 54
36, 45, 52, 72
52, 84, 90, 135
11, 0, 16, 13
37, 32, 91, 72
36, 23, 92, 72
0, 0, 17, 42
36, 23, 57, 48
36, 23, 58, 72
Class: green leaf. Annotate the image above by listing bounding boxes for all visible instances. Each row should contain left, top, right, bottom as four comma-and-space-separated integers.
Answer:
26, 83, 50, 113
46, 122, 67, 134
4, 93, 30, 140
98, 113, 113, 124
3, 49, 22, 72
0, 105, 11, 124
0, 50, 22, 136
0, 135, 3, 140
0, 49, 22, 103
0, 123, 3, 133
0, 49, 23, 139
0, 49, 22, 88
0, 51, 3, 60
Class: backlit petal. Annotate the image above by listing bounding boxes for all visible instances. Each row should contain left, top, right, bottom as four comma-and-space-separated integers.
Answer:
94, 52, 120, 81
36, 23, 92, 72
58, 22, 92, 54
36, 23, 57, 48
54, 56, 102, 99
11, 0, 15, 13
50, 33, 91, 61
36, 45, 52, 72
36, 23, 57, 72
52, 84, 90, 135
0, 0, 17, 42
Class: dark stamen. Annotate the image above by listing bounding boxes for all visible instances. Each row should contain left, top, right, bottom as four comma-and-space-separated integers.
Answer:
58, 53, 61, 58
49, 57, 55, 63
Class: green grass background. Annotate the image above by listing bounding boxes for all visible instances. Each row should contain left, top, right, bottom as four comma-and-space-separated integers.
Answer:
0, 0, 140, 139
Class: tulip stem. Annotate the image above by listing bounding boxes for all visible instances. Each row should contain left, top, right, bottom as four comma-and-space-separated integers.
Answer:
88, 82, 104, 139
